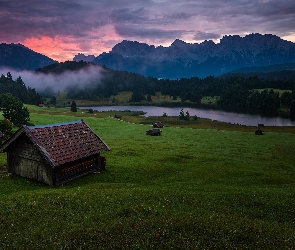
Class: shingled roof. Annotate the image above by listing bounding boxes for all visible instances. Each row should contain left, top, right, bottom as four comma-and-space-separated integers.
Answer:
0, 120, 110, 167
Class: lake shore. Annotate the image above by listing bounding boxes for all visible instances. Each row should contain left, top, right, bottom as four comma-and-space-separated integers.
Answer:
77, 105, 295, 127
27, 105, 295, 133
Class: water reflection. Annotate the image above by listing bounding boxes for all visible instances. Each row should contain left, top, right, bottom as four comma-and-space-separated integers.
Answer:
80, 105, 295, 126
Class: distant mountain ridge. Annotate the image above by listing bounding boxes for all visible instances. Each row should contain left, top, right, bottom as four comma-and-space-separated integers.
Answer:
90, 33, 295, 79
1, 33, 295, 79
0, 43, 57, 71
73, 53, 95, 62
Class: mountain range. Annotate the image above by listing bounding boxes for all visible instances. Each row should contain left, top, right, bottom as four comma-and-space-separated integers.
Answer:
91, 33, 295, 79
1, 33, 295, 79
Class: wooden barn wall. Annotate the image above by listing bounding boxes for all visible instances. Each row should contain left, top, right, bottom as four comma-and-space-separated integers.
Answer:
7, 135, 54, 185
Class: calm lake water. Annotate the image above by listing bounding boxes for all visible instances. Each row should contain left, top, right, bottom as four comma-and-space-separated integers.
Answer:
80, 105, 295, 126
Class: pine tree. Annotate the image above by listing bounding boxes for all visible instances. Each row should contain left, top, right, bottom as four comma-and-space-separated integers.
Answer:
70, 100, 77, 112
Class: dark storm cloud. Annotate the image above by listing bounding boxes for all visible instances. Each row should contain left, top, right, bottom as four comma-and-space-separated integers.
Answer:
193, 31, 221, 41
114, 24, 184, 39
164, 12, 193, 20
196, 0, 295, 35
1, 0, 294, 39
0, 0, 108, 40
110, 8, 149, 23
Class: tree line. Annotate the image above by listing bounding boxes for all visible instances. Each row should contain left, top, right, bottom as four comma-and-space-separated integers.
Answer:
0, 72, 42, 105
63, 65, 295, 116
0, 72, 36, 135
37, 62, 295, 115
2, 61, 295, 128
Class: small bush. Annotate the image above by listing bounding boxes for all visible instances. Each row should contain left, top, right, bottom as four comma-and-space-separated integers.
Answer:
0, 119, 13, 139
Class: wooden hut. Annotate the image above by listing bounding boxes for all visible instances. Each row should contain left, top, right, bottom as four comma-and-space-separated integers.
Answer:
0, 120, 110, 186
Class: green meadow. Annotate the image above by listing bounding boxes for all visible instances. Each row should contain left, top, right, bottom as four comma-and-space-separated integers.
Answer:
1, 107, 295, 249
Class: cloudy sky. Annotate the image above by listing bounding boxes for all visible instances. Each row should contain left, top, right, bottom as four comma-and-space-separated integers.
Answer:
1, 0, 295, 62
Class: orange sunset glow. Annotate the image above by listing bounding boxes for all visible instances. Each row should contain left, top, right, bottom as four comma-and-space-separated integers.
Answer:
23, 36, 107, 62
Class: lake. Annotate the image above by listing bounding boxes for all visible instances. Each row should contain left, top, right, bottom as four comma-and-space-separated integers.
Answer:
79, 105, 295, 126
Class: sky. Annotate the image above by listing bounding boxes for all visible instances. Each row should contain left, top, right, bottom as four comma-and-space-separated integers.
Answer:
1, 0, 295, 62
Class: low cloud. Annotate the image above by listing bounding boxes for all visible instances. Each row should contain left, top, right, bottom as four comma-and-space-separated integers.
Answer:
0, 65, 105, 95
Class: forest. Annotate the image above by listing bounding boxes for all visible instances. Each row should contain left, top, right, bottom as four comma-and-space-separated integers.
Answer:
2, 61, 295, 117
0, 72, 42, 105
45, 62, 295, 115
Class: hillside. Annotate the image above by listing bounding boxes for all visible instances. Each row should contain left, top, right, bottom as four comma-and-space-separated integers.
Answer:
220, 63, 295, 80
0, 43, 57, 71
227, 63, 295, 74
36, 60, 99, 74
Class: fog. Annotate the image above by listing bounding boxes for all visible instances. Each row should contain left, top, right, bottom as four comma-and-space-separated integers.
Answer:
0, 64, 104, 95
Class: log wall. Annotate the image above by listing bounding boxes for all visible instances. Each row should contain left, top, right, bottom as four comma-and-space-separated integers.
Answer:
7, 135, 54, 185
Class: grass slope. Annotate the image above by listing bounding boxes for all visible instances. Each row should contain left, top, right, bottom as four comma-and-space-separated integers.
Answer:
1, 109, 295, 249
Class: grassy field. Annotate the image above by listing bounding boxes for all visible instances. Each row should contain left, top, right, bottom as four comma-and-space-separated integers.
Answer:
1, 106, 295, 249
